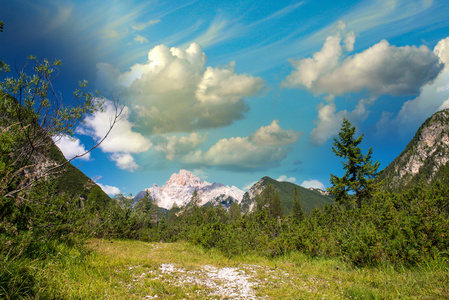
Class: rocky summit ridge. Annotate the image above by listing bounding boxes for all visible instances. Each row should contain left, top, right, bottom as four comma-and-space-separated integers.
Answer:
134, 170, 245, 209
379, 108, 449, 190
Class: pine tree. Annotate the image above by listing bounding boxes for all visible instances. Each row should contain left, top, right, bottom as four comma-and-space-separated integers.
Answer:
87, 185, 111, 212
258, 183, 283, 219
328, 118, 380, 208
186, 189, 204, 225
228, 201, 241, 223
190, 189, 201, 207
135, 191, 153, 213
149, 202, 160, 226
292, 186, 304, 222
270, 189, 283, 219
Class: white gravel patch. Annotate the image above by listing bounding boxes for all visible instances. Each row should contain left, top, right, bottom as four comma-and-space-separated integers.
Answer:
158, 263, 262, 299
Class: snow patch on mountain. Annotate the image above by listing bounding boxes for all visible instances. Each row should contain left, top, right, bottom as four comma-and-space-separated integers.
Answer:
134, 170, 244, 209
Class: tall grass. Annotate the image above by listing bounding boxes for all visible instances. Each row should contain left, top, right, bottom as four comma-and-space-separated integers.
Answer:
19, 239, 448, 299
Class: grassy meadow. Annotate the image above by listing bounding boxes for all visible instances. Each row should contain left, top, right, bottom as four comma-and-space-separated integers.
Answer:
26, 239, 448, 299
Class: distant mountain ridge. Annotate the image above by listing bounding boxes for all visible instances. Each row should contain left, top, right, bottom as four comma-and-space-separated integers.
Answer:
379, 108, 449, 191
135, 171, 333, 213
240, 176, 333, 214
134, 170, 245, 209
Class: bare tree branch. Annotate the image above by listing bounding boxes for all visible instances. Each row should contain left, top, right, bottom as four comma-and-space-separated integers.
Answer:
0, 57, 125, 199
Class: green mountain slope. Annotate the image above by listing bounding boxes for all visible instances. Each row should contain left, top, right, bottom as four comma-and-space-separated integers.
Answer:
378, 108, 449, 191
241, 176, 333, 214
0, 91, 109, 200
45, 139, 108, 199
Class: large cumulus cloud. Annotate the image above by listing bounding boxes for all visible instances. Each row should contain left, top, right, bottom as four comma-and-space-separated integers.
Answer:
376, 37, 449, 137
97, 43, 264, 134
283, 22, 442, 98
283, 21, 445, 145
181, 120, 301, 170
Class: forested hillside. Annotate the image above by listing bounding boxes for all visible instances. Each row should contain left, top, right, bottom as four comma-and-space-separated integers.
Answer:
241, 176, 333, 214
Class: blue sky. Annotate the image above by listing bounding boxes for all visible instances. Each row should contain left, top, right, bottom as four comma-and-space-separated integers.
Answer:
2, 0, 449, 196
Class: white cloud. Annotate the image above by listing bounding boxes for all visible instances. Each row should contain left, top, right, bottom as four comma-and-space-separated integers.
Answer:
154, 132, 206, 160
387, 71, 449, 131
316, 40, 441, 96
109, 153, 139, 172
277, 175, 296, 183
187, 14, 243, 48
304, 1, 433, 51
192, 168, 209, 180
375, 37, 449, 136
310, 103, 342, 145
310, 100, 370, 145
81, 100, 152, 153
300, 179, 325, 190
255, 1, 305, 25
97, 43, 264, 134
182, 120, 301, 170
285, 22, 445, 145
97, 183, 121, 195
435, 37, 449, 68
134, 35, 148, 44
53, 135, 91, 161
131, 20, 160, 31
102, 28, 127, 40
283, 22, 442, 98
251, 120, 300, 146
196, 62, 263, 105
79, 99, 151, 170
283, 23, 350, 91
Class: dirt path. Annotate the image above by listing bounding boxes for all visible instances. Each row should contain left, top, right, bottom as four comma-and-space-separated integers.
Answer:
154, 263, 263, 299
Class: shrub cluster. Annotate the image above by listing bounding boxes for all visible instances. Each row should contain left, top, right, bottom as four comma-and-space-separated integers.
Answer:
2, 171, 449, 298
150, 181, 449, 267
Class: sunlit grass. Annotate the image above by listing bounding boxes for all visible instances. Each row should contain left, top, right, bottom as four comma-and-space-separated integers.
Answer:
35, 239, 449, 299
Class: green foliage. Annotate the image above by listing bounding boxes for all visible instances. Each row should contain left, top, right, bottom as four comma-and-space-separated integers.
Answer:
190, 189, 200, 207
0, 57, 107, 200
292, 186, 304, 222
1, 57, 98, 139
135, 191, 153, 214
87, 186, 111, 212
256, 182, 283, 219
148, 179, 449, 267
228, 201, 241, 223
328, 118, 380, 208
0, 180, 90, 298
0, 57, 115, 297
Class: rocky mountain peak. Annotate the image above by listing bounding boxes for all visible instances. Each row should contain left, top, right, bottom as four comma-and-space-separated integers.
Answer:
165, 169, 205, 188
379, 108, 449, 190
134, 170, 244, 210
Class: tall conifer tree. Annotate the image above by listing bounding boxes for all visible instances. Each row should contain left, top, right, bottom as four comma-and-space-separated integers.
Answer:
292, 186, 304, 221
328, 118, 380, 208
259, 183, 282, 219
